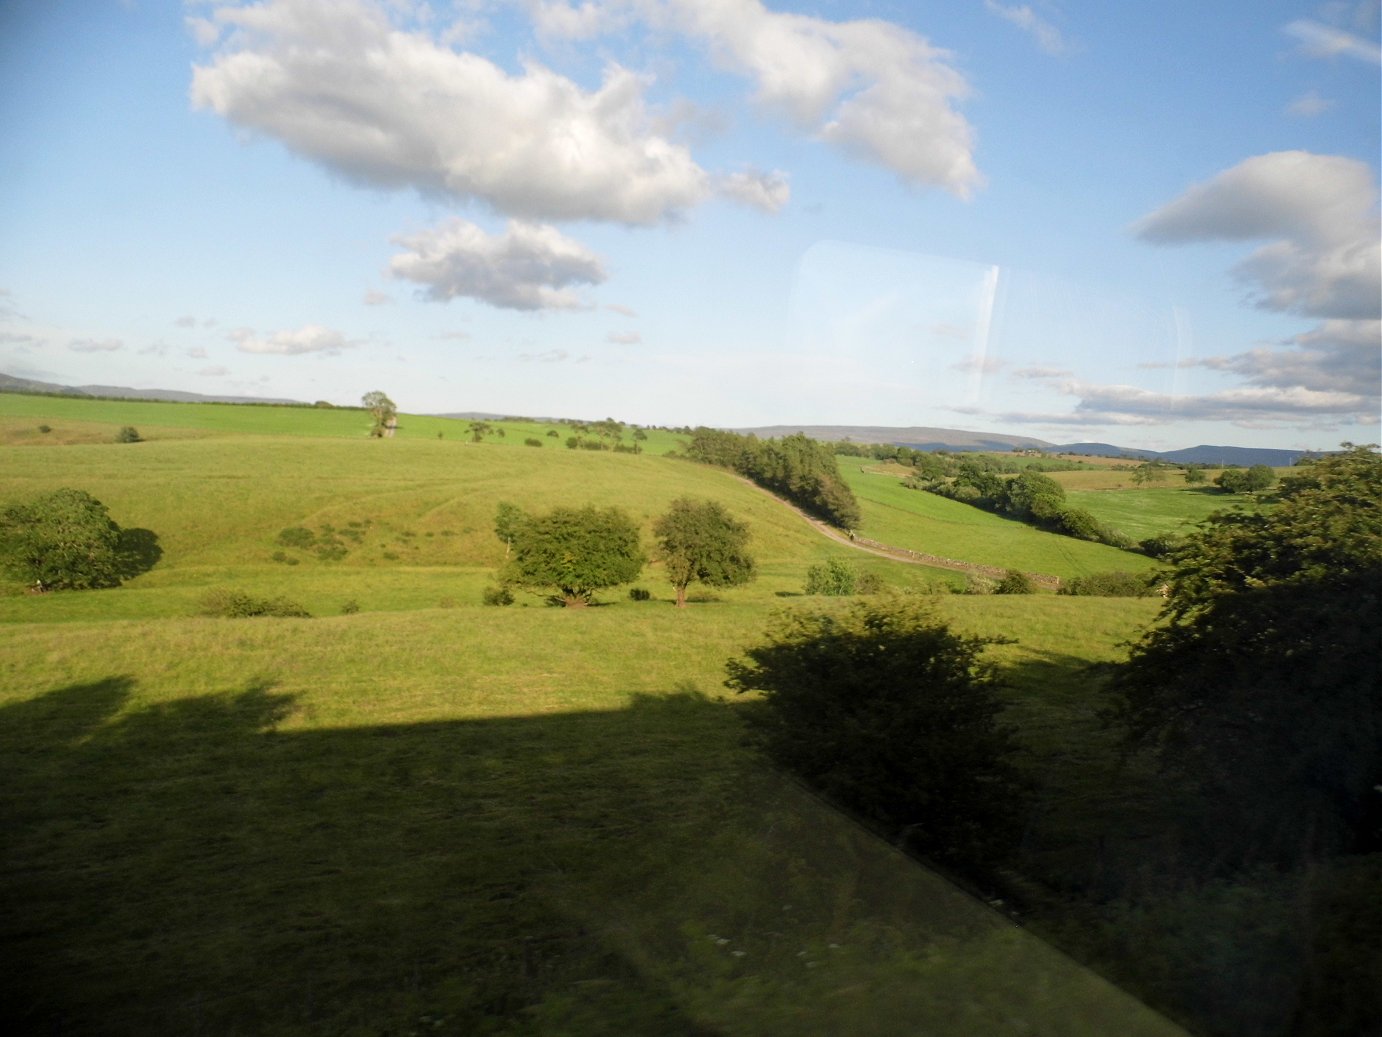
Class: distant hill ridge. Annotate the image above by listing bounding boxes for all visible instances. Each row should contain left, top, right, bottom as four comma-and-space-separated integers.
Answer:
734, 426, 1315, 468
1, 372, 1312, 466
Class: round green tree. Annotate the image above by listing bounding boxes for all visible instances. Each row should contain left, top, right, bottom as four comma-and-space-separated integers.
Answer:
500, 504, 645, 607
0, 488, 124, 590
653, 498, 756, 607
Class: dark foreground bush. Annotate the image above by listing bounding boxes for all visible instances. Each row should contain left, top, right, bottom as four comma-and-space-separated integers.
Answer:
481, 585, 515, 606
727, 598, 1026, 867
1058, 571, 1154, 597
198, 589, 311, 618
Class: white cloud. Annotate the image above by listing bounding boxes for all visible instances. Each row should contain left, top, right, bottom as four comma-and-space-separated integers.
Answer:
1135, 151, 1381, 320
1285, 89, 1335, 117
436, 330, 471, 341
230, 324, 355, 355
198, 365, 231, 376
186, 347, 209, 359
363, 290, 393, 306
1283, 19, 1382, 65
191, 0, 709, 224
665, 0, 980, 196
606, 303, 638, 317
984, 1, 1071, 56
606, 330, 641, 344
389, 218, 606, 311
1012, 365, 1072, 379
69, 338, 124, 353
716, 168, 791, 212
174, 314, 199, 328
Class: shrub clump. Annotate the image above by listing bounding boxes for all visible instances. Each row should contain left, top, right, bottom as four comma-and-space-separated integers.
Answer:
804, 558, 857, 595
198, 589, 311, 618
628, 587, 652, 601
481, 585, 515, 606
1058, 571, 1154, 597
994, 569, 1036, 594
116, 426, 142, 443
727, 597, 1026, 866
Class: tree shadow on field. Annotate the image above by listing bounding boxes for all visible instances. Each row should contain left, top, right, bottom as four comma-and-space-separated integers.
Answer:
115, 527, 163, 579
0, 675, 1183, 1036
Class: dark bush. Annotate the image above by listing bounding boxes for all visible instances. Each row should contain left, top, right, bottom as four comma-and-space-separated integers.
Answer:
1058, 571, 1154, 597
340, 599, 361, 615
727, 598, 1025, 866
628, 587, 652, 601
524, 437, 543, 447
116, 426, 142, 443
198, 589, 311, 617
276, 527, 316, 549
995, 569, 1035, 594
482, 585, 515, 606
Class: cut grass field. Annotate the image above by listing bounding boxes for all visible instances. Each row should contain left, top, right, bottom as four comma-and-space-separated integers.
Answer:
0, 395, 1191, 1033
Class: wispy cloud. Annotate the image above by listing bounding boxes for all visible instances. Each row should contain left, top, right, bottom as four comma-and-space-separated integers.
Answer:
68, 338, 124, 353
229, 324, 355, 355
606, 330, 641, 345
1284, 89, 1335, 117
984, 1, 1072, 56
1283, 19, 1382, 65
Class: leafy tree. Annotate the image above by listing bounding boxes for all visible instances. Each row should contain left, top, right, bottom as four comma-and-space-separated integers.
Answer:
652, 497, 756, 608
1002, 470, 1065, 522
1214, 464, 1276, 494
1182, 463, 1207, 485
499, 504, 645, 607
1107, 445, 1382, 866
361, 391, 396, 437
727, 598, 1025, 865
0, 488, 126, 589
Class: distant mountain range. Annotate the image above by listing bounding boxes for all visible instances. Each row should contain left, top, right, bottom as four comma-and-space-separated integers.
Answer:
1, 373, 1316, 466
0, 372, 301, 406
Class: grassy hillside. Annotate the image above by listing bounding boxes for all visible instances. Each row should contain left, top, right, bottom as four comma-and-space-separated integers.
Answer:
838, 460, 1157, 580
0, 396, 1196, 1034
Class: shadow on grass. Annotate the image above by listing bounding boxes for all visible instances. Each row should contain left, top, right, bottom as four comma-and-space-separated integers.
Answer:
115, 527, 163, 580
0, 677, 1184, 1036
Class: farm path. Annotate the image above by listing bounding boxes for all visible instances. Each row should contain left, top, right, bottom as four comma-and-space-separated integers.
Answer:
732, 474, 1063, 589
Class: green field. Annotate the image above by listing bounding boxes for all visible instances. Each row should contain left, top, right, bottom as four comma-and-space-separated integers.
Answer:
1, 394, 1203, 1034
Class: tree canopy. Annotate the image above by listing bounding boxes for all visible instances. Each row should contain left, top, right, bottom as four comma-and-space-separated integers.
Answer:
1107, 445, 1382, 866
0, 488, 125, 590
498, 504, 645, 607
652, 497, 755, 607
361, 391, 396, 437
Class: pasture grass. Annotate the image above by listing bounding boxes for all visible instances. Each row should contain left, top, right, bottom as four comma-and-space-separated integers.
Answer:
1, 603, 1182, 1035
0, 396, 1191, 1032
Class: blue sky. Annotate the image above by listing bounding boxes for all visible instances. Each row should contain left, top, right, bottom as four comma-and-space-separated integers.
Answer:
1, 0, 1377, 449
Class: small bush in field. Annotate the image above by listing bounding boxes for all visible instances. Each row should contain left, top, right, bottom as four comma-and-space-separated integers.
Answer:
1058, 571, 1154, 597
962, 573, 997, 595
198, 589, 311, 618
995, 569, 1035, 594
804, 558, 856, 595
276, 527, 316, 549
340, 599, 361, 615
37, 424, 51, 434
116, 426, 142, 443
482, 585, 515, 606
628, 587, 652, 601
524, 437, 543, 447
855, 571, 884, 594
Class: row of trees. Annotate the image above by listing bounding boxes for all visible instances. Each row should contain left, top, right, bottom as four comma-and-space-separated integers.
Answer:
684, 429, 861, 528
913, 465, 1131, 547
493, 498, 756, 607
